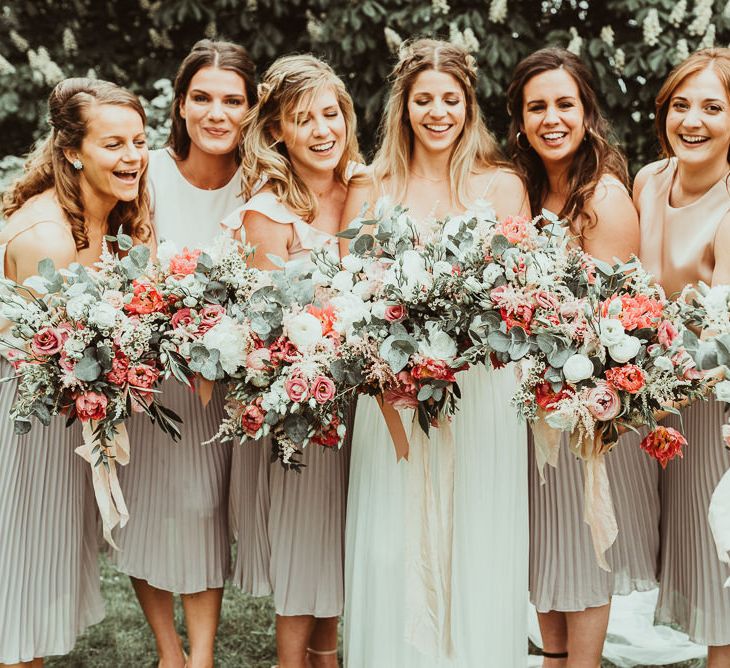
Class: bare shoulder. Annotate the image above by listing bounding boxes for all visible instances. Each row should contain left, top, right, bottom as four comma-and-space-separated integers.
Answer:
633, 159, 668, 205
712, 211, 730, 284
473, 167, 529, 219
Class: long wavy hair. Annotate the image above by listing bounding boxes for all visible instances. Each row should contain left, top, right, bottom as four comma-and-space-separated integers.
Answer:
655, 47, 730, 162
371, 38, 505, 209
2, 77, 151, 249
167, 39, 257, 163
241, 54, 361, 222
506, 47, 628, 238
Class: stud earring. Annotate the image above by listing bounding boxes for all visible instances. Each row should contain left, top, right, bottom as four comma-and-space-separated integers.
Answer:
72, 159, 83, 170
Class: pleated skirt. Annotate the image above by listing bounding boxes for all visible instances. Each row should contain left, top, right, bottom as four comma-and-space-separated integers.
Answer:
656, 398, 730, 644
529, 429, 660, 612
344, 366, 528, 667
229, 409, 352, 617
0, 360, 104, 663
110, 379, 232, 593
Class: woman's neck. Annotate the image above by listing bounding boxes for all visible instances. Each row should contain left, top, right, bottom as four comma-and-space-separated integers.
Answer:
410, 144, 452, 181
297, 167, 338, 202
674, 157, 730, 205
176, 144, 238, 190
79, 180, 116, 233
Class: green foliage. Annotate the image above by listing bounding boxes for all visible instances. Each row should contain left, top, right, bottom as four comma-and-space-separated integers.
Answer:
2, 0, 730, 173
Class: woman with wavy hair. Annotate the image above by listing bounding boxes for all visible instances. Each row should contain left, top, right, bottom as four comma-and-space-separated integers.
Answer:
0, 77, 150, 667
341, 38, 530, 667
634, 48, 730, 667
110, 39, 255, 668
222, 54, 361, 668
506, 46, 659, 667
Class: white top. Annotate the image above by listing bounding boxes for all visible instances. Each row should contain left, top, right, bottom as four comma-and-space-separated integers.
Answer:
148, 148, 245, 247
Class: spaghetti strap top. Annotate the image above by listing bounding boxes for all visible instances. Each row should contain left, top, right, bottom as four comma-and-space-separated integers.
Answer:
638, 158, 730, 298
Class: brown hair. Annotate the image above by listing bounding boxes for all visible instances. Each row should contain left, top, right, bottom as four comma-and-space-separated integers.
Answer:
372, 38, 505, 208
240, 54, 361, 222
2, 77, 151, 249
168, 39, 257, 162
655, 47, 730, 161
506, 47, 628, 238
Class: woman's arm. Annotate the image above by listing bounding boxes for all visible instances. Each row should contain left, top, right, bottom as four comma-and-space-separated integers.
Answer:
338, 171, 376, 258
6, 222, 77, 284
487, 170, 530, 221
243, 210, 292, 270
582, 183, 640, 264
712, 213, 730, 286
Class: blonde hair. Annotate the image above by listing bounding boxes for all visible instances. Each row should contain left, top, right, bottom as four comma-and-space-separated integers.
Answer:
656, 48, 730, 162
372, 38, 505, 208
2, 78, 151, 249
240, 54, 361, 222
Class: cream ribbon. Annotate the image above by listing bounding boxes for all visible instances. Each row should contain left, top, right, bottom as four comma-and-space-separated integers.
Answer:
75, 420, 130, 548
709, 466, 730, 587
403, 415, 455, 658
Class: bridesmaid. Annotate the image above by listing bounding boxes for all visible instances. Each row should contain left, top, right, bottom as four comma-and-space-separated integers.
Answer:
634, 48, 730, 667
110, 39, 255, 668
222, 55, 361, 668
0, 78, 150, 667
506, 47, 659, 666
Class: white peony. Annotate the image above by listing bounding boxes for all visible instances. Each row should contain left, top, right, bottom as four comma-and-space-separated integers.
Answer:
608, 335, 641, 363
202, 316, 247, 374
285, 311, 324, 350
418, 322, 457, 362
330, 292, 371, 335
156, 239, 179, 271
66, 293, 95, 320
598, 318, 626, 347
330, 270, 354, 293
351, 279, 376, 301
432, 260, 453, 277
563, 353, 594, 383
341, 254, 363, 274
399, 250, 433, 298
88, 302, 119, 329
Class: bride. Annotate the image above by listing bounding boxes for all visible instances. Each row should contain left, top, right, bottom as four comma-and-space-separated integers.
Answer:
341, 38, 530, 666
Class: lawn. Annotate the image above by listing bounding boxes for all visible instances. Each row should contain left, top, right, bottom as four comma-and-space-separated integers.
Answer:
46, 557, 706, 668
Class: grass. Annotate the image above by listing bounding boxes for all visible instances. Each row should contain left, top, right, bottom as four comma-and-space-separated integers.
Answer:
47, 557, 706, 667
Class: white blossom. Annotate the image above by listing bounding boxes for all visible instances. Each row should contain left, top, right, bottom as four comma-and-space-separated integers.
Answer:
432, 0, 450, 15
567, 27, 582, 55
563, 354, 594, 383
608, 335, 641, 363
488, 0, 508, 24
613, 47, 626, 73
418, 322, 458, 363
27, 47, 64, 85
202, 316, 248, 374
669, 0, 687, 26
285, 311, 324, 351
204, 21, 217, 38
643, 9, 661, 47
9, 30, 29, 52
0, 54, 15, 76
600, 25, 614, 48
675, 38, 690, 63
461, 27, 480, 53
688, 0, 713, 36
700, 23, 716, 49
62, 27, 77, 54
306, 10, 324, 42
384, 27, 403, 53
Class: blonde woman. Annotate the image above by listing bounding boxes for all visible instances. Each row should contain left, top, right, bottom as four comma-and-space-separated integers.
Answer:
341, 39, 530, 667
222, 54, 361, 668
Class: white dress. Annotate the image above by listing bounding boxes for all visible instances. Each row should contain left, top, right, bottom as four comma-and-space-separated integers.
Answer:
343, 201, 528, 667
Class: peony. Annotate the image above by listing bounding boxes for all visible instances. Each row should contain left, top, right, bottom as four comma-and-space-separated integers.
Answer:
495, 215, 532, 244
418, 322, 457, 363
31, 327, 65, 357
605, 364, 645, 394
127, 363, 159, 389
285, 311, 324, 351
598, 318, 626, 347
640, 426, 686, 468
75, 391, 108, 421
311, 375, 336, 404
586, 381, 621, 421
331, 270, 354, 293
341, 254, 363, 274
384, 304, 407, 323
201, 316, 248, 374
657, 320, 679, 348
246, 347, 271, 371
106, 351, 130, 386
284, 375, 309, 403
241, 401, 265, 436
197, 304, 226, 333
412, 358, 458, 382
562, 354, 594, 383
169, 247, 202, 276
171, 307, 195, 329
88, 301, 118, 329
608, 335, 641, 363
125, 281, 167, 315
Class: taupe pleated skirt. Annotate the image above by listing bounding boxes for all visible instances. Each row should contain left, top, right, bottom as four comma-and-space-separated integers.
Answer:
656, 398, 730, 644
0, 361, 104, 663
529, 429, 659, 612
110, 379, 232, 593
229, 413, 351, 617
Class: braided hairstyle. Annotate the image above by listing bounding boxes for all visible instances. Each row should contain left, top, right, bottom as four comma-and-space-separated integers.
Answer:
2, 77, 151, 249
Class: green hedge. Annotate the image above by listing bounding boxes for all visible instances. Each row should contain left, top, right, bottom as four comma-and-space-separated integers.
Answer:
2, 0, 729, 172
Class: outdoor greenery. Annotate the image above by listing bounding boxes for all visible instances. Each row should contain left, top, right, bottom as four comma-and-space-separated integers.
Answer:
2, 0, 730, 172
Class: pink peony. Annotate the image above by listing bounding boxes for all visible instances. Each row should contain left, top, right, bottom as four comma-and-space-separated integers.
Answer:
605, 364, 646, 394
106, 351, 130, 386
171, 307, 194, 329
586, 381, 621, 421
241, 401, 265, 436
495, 215, 532, 244
169, 247, 202, 276
640, 426, 686, 468
311, 375, 336, 404
246, 348, 271, 371
127, 363, 159, 389
284, 375, 309, 403
657, 320, 679, 348
384, 304, 407, 323
75, 391, 108, 421
31, 327, 65, 357
197, 305, 226, 333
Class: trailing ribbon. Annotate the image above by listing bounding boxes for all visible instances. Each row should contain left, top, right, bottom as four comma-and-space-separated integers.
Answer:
197, 377, 214, 407
403, 416, 455, 658
75, 421, 130, 549
531, 407, 562, 482
378, 395, 410, 460
709, 467, 730, 587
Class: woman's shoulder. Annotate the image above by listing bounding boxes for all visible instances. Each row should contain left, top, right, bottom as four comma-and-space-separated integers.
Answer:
220, 188, 298, 232
471, 166, 523, 193
633, 158, 672, 200
1, 192, 72, 245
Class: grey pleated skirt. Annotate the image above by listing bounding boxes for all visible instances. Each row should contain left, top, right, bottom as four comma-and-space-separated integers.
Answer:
0, 361, 104, 663
110, 379, 232, 593
529, 429, 659, 612
229, 415, 351, 617
656, 398, 730, 644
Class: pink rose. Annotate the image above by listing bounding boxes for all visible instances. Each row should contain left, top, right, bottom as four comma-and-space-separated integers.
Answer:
534, 290, 560, 310
384, 304, 407, 323
127, 363, 160, 389
246, 348, 271, 371
241, 401, 265, 436
586, 381, 621, 421
197, 305, 226, 333
75, 391, 108, 422
311, 375, 336, 404
171, 307, 194, 329
285, 375, 309, 403
657, 320, 678, 348
31, 327, 65, 357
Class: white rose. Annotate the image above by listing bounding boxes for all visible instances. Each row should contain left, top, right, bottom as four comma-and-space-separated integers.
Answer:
285, 311, 324, 350
330, 292, 371, 335
371, 300, 387, 320
102, 290, 125, 309
432, 260, 453, 277
341, 254, 363, 274
401, 249, 427, 277
653, 355, 675, 372
608, 335, 641, 363
715, 380, 730, 403
563, 353, 594, 383
202, 316, 247, 374
418, 322, 457, 362
605, 297, 623, 318
311, 269, 329, 286
330, 270, 354, 293
66, 293, 95, 320
156, 239, 179, 271
88, 302, 118, 329
598, 318, 626, 347
351, 279, 376, 301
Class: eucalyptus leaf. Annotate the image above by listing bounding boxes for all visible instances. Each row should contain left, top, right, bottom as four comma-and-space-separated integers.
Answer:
129, 244, 150, 268
352, 234, 375, 255
117, 234, 133, 252
284, 414, 309, 443
74, 347, 102, 381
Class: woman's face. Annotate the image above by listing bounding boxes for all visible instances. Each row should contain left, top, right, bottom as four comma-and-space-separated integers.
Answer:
666, 66, 730, 168
180, 66, 249, 156
407, 69, 466, 155
279, 85, 347, 177
74, 102, 148, 203
522, 68, 586, 171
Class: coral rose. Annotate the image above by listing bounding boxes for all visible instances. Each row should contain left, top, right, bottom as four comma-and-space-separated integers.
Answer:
125, 281, 167, 315
169, 247, 202, 276
75, 391, 108, 422
241, 401, 265, 436
127, 363, 159, 389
